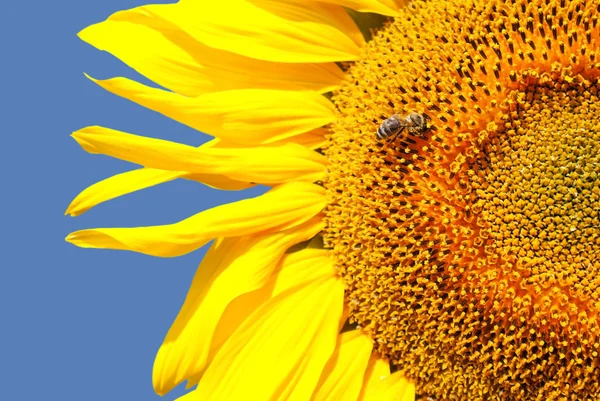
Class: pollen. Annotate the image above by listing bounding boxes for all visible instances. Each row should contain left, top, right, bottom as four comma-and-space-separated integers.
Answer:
323, 0, 600, 400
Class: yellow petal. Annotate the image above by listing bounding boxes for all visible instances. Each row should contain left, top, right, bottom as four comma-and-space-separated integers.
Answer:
66, 135, 254, 217
88, 76, 335, 146
180, 137, 256, 188
182, 273, 345, 401
79, 7, 344, 95
361, 372, 415, 401
142, 1, 363, 63
211, 128, 328, 151
153, 218, 324, 395
65, 168, 181, 217
357, 354, 391, 401
284, 0, 401, 16
182, 172, 253, 190
183, 249, 335, 389
311, 330, 373, 401
65, 181, 326, 257
65, 167, 252, 217
212, 250, 335, 335
273, 128, 328, 150
72, 126, 327, 184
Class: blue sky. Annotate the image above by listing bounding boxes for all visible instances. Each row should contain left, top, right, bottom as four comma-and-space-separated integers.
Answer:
3, 1, 265, 399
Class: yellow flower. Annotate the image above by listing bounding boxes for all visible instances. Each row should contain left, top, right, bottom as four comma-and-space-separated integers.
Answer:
67, 0, 600, 400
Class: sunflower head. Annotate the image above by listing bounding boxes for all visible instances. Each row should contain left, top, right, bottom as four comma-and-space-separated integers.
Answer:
69, 0, 600, 400
325, 0, 600, 399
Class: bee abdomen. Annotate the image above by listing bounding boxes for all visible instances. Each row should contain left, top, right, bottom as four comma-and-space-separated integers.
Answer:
377, 116, 401, 141
377, 125, 388, 140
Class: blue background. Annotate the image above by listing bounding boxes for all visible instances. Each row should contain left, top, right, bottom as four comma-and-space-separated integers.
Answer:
3, 1, 265, 400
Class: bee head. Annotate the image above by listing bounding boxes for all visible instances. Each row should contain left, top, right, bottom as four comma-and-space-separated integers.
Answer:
406, 113, 424, 126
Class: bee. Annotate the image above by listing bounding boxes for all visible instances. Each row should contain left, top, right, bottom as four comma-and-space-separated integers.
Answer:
376, 112, 432, 141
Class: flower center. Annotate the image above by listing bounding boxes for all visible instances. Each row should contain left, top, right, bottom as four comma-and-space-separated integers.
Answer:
323, 0, 600, 400
475, 85, 600, 302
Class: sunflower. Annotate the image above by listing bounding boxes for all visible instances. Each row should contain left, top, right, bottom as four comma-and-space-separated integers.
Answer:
67, 0, 600, 400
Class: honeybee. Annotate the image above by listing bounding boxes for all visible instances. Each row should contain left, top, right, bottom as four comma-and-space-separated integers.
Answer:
376, 112, 432, 141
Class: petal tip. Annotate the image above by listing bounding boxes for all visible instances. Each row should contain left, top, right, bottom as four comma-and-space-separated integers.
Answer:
83, 72, 96, 81
65, 230, 92, 247
77, 25, 92, 42
76, 25, 90, 41
65, 232, 77, 243
64, 202, 83, 217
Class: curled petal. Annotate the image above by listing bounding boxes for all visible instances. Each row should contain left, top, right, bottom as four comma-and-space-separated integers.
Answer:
72, 126, 327, 184
143, 0, 363, 63
153, 223, 326, 395
87, 76, 335, 146
182, 274, 345, 400
79, 7, 344, 95
183, 249, 336, 389
66, 182, 326, 257
311, 330, 374, 401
